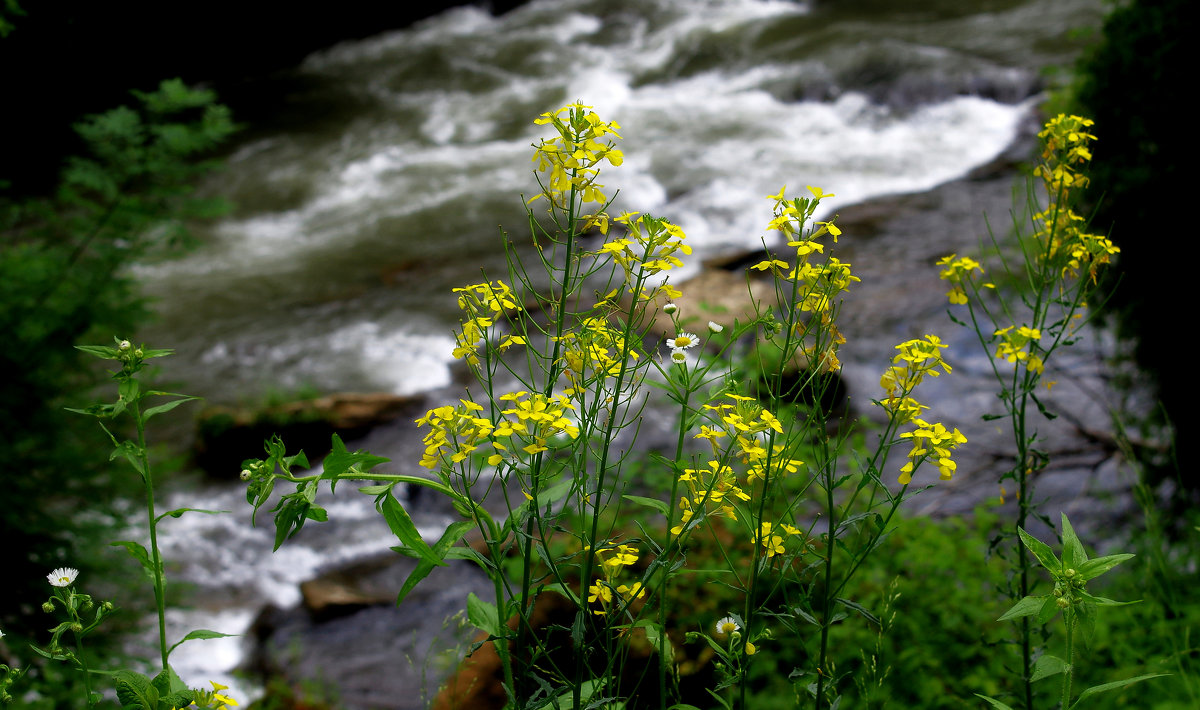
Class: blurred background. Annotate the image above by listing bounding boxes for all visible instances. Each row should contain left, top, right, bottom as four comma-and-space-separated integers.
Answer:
1, 0, 1188, 707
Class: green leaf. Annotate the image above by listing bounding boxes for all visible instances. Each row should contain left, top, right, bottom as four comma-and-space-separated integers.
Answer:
1076, 553, 1135, 581
834, 597, 881, 626
166, 629, 237, 659
394, 520, 474, 605
113, 670, 159, 710
111, 439, 147, 479
632, 620, 675, 666
358, 483, 394, 496
1076, 589, 1138, 607
1035, 595, 1061, 625
380, 491, 444, 570
1017, 526, 1060, 572
142, 396, 199, 422
997, 595, 1049, 622
467, 592, 503, 638
1069, 674, 1169, 709
111, 540, 158, 580
75, 344, 121, 360
155, 507, 226, 525
622, 495, 669, 516
321, 433, 390, 493
974, 694, 1016, 710
1060, 514, 1087, 569
1030, 654, 1070, 682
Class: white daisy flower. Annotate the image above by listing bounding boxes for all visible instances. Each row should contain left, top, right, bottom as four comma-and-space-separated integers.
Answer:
667, 332, 699, 350
662, 302, 679, 314
715, 616, 740, 636
48, 567, 79, 587
707, 321, 724, 334
670, 350, 688, 365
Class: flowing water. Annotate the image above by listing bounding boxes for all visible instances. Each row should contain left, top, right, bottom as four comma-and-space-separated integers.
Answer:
126, 0, 1108, 701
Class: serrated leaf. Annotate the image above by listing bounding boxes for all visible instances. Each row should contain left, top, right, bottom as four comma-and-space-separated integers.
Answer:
1030, 654, 1070, 682
622, 495, 669, 516
113, 669, 159, 710
151, 665, 190, 696
320, 433, 390, 493
1069, 674, 1169, 709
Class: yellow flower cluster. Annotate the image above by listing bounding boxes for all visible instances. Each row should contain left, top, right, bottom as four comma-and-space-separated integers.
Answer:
530, 102, 623, 207
752, 186, 856, 371
593, 213, 692, 294
415, 391, 579, 470
751, 520, 803, 558
993, 325, 1044, 374
587, 542, 646, 616
878, 335, 951, 424
451, 280, 525, 366
415, 399, 495, 470
672, 459, 749, 535
898, 419, 968, 485
875, 335, 967, 484
1034, 115, 1119, 283
935, 254, 984, 304
699, 394, 802, 481
557, 316, 640, 386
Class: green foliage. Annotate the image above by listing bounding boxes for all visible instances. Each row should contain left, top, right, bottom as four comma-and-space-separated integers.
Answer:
0, 79, 234, 643
1069, 0, 1191, 498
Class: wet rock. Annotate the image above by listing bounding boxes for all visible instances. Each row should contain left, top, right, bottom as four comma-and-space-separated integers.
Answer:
245, 556, 493, 710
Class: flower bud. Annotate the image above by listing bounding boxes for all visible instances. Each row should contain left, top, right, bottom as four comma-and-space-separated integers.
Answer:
118, 340, 131, 351
134, 348, 144, 359
81, 600, 93, 612
42, 602, 55, 613
1056, 596, 1070, 609
1064, 568, 1075, 578
662, 303, 678, 314
239, 469, 252, 481
69, 622, 83, 633
707, 321, 724, 334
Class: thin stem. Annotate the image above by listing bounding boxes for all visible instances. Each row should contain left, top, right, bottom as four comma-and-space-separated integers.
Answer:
133, 400, 169, 671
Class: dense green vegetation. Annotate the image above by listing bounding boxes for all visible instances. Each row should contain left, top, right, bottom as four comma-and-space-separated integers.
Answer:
0, 80, 235, 645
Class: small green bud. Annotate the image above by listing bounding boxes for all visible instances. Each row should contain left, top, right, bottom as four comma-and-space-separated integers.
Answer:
1064, 568, 1076, 578
1053, 585, 1063, 597
240, 469, 252, 481
118, 340, 132, 351
42, 601, 55, 613
1056, 596, 1070, 609
69, 622, 83, 633
101, 601, 114, 612
134, 348, 144, 359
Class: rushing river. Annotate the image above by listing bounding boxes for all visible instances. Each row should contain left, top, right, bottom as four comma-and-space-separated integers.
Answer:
127, 0, 1107, 702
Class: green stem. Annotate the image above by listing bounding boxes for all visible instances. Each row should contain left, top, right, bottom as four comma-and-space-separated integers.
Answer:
133, 400, 169, 671
1061, 606, 1075, 710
